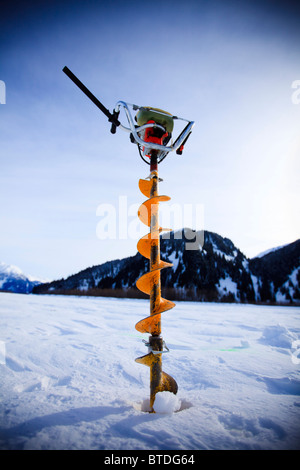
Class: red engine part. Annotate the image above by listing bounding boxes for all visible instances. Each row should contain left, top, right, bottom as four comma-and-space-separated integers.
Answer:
142, 120, 169, 158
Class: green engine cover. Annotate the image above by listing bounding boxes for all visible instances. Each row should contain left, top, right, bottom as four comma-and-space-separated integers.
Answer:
136, 107, 174, 133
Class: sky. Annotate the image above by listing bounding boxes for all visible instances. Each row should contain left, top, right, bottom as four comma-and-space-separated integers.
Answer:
0, 0, 299, 281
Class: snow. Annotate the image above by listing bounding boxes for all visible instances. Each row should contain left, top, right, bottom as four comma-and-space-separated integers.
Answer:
153, 392, 181, 414
212, 247, 235, 262
275, 267, 300, 303
290, 268, 300, 286
168, 251, 179, 272
0, 292, 299, 450
79, 279, 89, 292
217, 276, 238, 299
259, 325, 297, 349
0, 261, 45, 291
0, 262, 24, 278
255, 244, 288, 258
251, 274, 260, 301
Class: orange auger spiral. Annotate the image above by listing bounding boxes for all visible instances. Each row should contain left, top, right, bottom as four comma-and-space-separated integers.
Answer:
135, 169, 178, 412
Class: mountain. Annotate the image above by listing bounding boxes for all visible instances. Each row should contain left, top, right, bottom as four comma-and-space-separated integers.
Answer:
0, 262, 42, 294
249, 239, 300, 303
32, 230, 300, 304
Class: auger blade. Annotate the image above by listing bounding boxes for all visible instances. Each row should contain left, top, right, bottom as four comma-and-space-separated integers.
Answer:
138, 196, 170, 227
135, 297, 175, 334
136, 264, 172, 296
137, 229, 171, 259
135, 352, 178, 408
135, 312, 161, 335
139, 179, 152, 198
135, 299, 175, 333
159, 371, 178, 395
159, 297, 176, 313
135, 352, 155, 366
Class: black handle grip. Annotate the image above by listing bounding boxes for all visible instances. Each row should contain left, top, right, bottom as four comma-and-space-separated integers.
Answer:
110, 110, 120, 134
62, 66, 120, 128
176, 131, 192, 155
173, 122, 193, 155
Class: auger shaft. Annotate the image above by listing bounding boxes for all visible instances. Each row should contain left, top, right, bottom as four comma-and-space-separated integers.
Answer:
135, 157, 178, 412
149, 336, 163, 411
149, 170, 163, 411
149, 171, 161, 332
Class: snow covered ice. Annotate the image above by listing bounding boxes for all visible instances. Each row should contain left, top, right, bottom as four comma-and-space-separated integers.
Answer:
0, 292, 299, 450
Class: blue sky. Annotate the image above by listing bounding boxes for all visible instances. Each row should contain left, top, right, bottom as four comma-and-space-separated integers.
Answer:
1, 0, 299, 280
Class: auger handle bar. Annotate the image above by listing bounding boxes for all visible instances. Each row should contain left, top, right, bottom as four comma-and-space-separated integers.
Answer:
62, 66, 120, 133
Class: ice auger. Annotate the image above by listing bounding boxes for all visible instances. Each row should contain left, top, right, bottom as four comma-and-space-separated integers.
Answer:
62, 66, 195, 412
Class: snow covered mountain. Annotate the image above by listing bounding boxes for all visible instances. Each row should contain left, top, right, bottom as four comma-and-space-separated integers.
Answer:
33, 230, 300, 304
0, 262, 42, 294
249, 239, 300, 303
